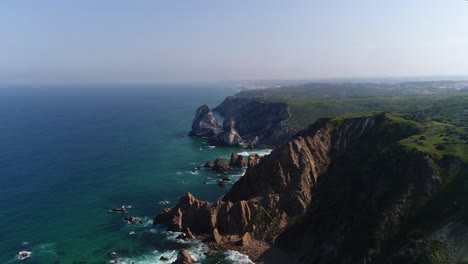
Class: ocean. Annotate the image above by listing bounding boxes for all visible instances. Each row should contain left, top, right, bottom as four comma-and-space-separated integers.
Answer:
0, 84, 269, 263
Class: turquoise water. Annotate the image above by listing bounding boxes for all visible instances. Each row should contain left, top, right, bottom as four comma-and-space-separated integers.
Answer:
0, 85, 265, 263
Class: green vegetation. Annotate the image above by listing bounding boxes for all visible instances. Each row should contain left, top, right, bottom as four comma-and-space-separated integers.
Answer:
414, 95, 468, 126
400, 122, 468, 162
261, 94, 467, 132
237, 81, 468, 99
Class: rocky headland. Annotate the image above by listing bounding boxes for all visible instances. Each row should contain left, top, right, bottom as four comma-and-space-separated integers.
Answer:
188, 97, 292, 148
159, 112, 468, 263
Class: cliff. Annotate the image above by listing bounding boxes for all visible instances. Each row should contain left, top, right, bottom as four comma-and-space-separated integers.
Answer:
211, 97, 291, 147
159, 112, 468, 263
188, 104, 222, 138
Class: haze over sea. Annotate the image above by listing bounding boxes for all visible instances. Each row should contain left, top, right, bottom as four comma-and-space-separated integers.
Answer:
0, 84, 265, 263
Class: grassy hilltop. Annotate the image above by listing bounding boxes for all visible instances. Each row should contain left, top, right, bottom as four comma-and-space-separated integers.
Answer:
232, 81, 468, 132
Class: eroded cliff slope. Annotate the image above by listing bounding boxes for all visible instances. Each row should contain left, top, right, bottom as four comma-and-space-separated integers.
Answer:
157, 112, 468, 263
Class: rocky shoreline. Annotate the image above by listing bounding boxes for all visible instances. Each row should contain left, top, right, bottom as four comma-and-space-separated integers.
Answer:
155, 110, 467, 263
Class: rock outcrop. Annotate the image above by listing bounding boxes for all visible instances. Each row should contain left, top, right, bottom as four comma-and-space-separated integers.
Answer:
159, 113, 467, 263
154, 192, 257, 236
229, 153, 246, 168
189, 97, 292, 148
188, 105, 221, 137
213, 158, 230, 172
209, 119, 243, 146
172, 249, 195, 264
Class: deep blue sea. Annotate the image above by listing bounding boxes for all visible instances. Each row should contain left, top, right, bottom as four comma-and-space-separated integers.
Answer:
0, 84, 269, 263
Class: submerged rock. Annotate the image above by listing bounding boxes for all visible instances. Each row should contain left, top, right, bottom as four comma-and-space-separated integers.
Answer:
203, 161, 214, 168
17, 251, 31, 260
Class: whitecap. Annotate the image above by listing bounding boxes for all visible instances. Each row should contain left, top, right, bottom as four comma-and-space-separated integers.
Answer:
208, 145, 216, 149
250, 149, 273, 157
158, 201, 170, 205
116, 244, 207, 264
237, 151, 250, 156
225, 250, 255, 263
16, 251, 31, 260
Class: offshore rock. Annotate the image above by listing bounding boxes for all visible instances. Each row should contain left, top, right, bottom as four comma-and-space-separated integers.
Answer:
229, 153, 246, 168
247, 154, 261, 168
188, 105, 221, 137
213, 158, 230, 172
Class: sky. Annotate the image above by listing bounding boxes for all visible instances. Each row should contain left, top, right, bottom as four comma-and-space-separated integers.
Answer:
0, 0, 467, 84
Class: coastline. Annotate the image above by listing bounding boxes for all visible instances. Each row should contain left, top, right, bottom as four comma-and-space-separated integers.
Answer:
198, 234, 291, 264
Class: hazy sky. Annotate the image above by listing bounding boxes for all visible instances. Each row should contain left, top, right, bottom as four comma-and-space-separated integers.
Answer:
0, 0, 467, 84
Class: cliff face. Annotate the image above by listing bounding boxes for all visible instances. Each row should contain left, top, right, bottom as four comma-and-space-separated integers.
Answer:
159, 113, 466, 263
188, 105, 221, 137
212, 97, 292, 147
223, 118, 333, 216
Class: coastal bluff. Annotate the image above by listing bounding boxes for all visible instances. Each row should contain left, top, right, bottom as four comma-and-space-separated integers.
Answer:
157, 113, 466, 263
188, 97, 291, 148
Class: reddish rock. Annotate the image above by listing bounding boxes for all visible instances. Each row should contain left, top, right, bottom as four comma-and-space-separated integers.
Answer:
213, 158, 230, 172
172, 249, 195, 264
230, 153, 246, 168
154, 192, 256, 235
247, 154, 261, 168
212, 228, 222, 244
186, 227, 194, 239
236, 232, 252, 247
